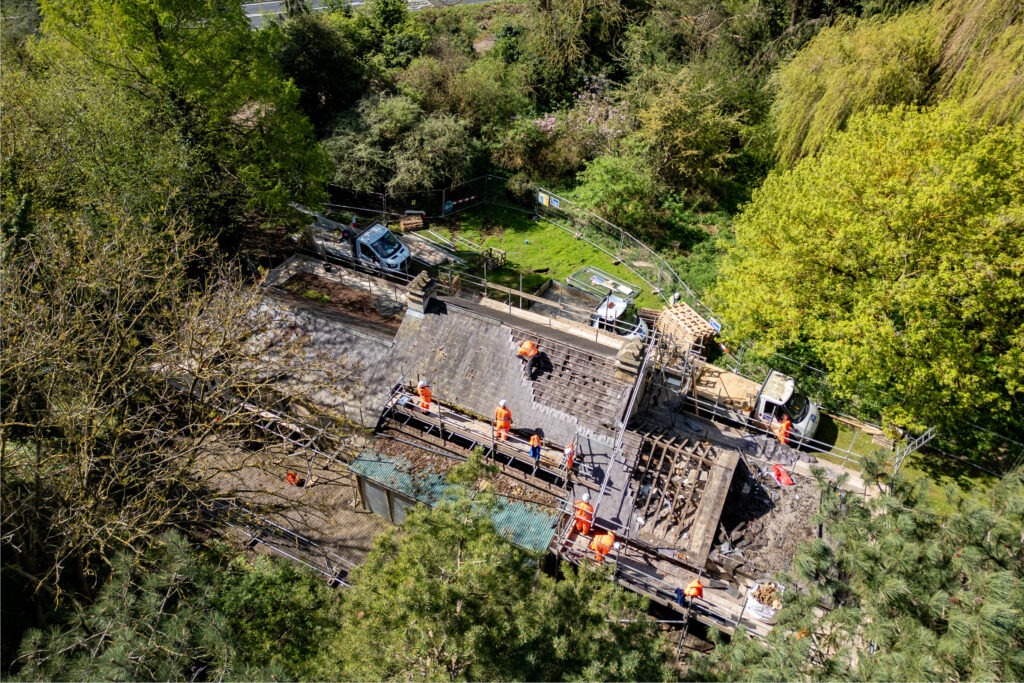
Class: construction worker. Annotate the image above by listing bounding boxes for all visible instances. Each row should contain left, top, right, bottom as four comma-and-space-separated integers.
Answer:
573, 493, 594, 535
494, 400, 512, 440
777, 414, 792, 445
529, 432, 542, 463
342, 217, 358, 253
517, 339, 539, 361
564, 442, 576, 472
684, 578, 704, 601
589, 531, 619, 563
517, 339, 539, 379
416, 380, 432, 413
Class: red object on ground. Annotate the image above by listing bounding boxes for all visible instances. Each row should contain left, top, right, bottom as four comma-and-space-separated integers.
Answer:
286, 472, 299, 486
772, 464, 794, 487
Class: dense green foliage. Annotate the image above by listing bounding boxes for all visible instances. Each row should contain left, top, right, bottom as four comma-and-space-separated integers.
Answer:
26, 0, 329, 230
687, 468, 1024, 681
10, 496, 669, 681
13, 533, 242, 682
713, 104, 1024, 440
12, 533, 341, 680
772, 0, 1024, 165
311, 495, 670, 681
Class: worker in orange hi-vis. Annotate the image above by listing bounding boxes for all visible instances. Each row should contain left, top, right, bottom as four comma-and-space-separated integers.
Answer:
573, 492, 594, 535
517, 339, 539, 360
589, 531, 619, 563
684, 578, 704, 601
416, 380, 432, 414
517, 339, 540, 379
777, 414, 792, 445
529, 432, 543, 464
494, 400, 512, 440
564, 442, 576, 472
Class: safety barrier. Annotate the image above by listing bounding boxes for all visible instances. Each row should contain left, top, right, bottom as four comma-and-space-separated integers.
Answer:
212, 500, 356, 587
436, 266, 614, 345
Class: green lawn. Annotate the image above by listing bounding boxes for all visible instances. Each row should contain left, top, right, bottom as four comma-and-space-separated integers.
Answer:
440, 205, 666, 309
899, 452, 999, 516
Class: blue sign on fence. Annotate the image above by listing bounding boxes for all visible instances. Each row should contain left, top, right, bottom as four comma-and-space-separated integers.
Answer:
709, 317, 722, 334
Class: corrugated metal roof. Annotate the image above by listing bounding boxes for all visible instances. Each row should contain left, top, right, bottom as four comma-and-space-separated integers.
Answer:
350, 450, 558, 553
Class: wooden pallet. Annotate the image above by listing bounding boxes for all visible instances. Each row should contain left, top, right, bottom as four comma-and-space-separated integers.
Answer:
399, 214, 425, 231
656, 302, 716, 351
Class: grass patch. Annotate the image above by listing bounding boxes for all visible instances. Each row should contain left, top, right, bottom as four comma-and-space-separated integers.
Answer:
303, 289, 331, 303
445, 205, 666, 308
899, 453, 999, 516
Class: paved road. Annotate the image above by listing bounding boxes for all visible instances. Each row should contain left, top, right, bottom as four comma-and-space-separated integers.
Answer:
244, 0, 446, 27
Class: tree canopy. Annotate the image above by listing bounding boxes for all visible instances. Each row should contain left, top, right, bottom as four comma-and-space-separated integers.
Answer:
713, 103, 1024, 440
311, 489, 670, 681
34, 0, 329, 225
11, 533, 342, 681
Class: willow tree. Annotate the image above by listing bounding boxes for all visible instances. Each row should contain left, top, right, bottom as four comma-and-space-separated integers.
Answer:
770, 0, 1024, 166
713, 103, 1024, 442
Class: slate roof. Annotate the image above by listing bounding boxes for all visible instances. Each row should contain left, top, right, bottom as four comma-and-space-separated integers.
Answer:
256, 295, 397, 428
349, 450, 559, 553
389, 298, 632, 447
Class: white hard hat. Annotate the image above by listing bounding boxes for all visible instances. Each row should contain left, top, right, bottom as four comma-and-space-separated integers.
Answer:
581, 492, 590, 503
613, 542, 622, 550
418, 380, 426, 388
498, 400, 507, 407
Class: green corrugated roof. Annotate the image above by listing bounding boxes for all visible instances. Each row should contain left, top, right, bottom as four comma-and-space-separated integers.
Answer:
350, 450, 558, 553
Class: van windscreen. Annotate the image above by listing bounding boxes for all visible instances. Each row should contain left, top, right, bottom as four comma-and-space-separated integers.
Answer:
372, 231, 402, 258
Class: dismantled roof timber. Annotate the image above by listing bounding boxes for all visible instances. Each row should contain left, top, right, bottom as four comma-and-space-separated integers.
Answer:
685, 448, 740, 568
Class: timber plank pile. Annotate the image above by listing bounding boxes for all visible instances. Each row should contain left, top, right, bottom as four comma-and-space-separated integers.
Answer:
398, 212, 425, 231
655, 302, 716, 355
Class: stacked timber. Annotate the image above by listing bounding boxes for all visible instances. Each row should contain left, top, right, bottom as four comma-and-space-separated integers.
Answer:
656, 302, 716, 354
399, 212, 425, 231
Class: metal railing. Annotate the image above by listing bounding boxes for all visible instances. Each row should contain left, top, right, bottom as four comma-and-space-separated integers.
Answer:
213, 500, 357, 587
435, 267, 618, 345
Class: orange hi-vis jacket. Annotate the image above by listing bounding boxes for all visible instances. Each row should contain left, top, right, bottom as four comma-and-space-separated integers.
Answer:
777, 417, 792, 445
529, 434, 542, 448
589, 531, 615, 562
517, 340, 539, 359
573, 500, 594, 534
494, 405, 512, 428
417, 385, 432, 407
684, 578, 704, 599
